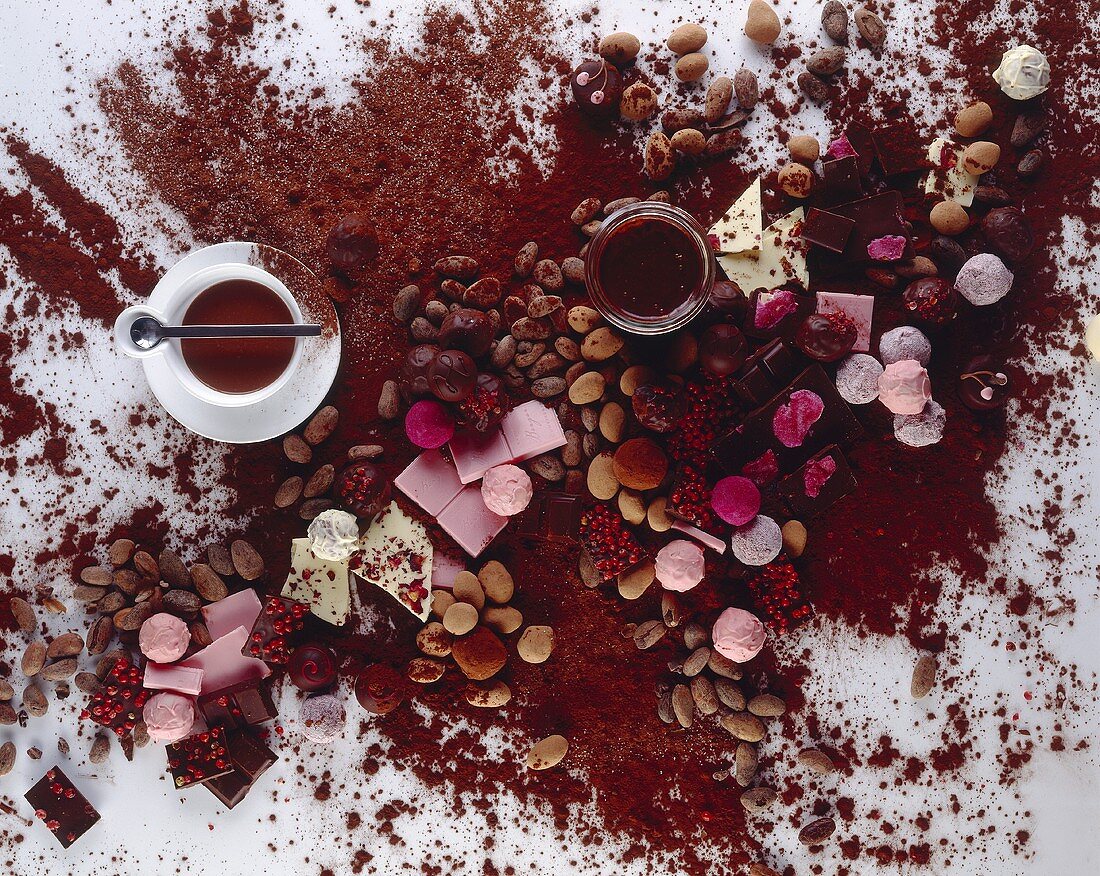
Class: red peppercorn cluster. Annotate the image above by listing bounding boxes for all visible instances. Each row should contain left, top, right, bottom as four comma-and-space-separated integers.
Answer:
579, 502, 646, 581
247, 597, 308, 663
666, 375, 740, 464
667, 463, 720, 531
79, 658, 149, 737
745, 556, 813, 634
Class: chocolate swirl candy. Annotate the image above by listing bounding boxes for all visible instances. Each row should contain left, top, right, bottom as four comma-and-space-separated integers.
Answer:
287, 644, 339, 692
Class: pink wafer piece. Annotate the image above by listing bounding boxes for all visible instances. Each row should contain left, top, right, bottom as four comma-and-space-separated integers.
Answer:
180, 626, 271, 695
142, 662, 205, 696
430, 550, 466, 590
499, 400, 567, 462
394, 448, 465, 516
448, 429, 513, 484
816, 290, 875, 352
670, 519, 727, 554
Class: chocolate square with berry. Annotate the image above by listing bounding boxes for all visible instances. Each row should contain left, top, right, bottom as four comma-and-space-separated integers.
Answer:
244, 595, 308, 664
79, 656, 148, 738
197, 679, 277, 729
24, 766, 100, 848
166, 726, 233, 789
779, 445, 857, 518
204, 730, 277, 810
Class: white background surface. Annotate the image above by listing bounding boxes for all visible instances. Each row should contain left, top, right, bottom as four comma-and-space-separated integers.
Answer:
1, 1, 1098, 874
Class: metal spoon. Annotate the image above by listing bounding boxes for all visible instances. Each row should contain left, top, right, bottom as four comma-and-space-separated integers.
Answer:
130, 315, 322, 351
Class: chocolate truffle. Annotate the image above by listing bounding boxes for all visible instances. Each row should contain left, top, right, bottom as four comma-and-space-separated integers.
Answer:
288, 644, 339, 692
632, 382, 686, 433
879, 326, 932, 366
354, 664, 405, 715
708, 279, 749, 320
835, 354, 883, 405
955, 253, 1014, 306
428, 349, 477, 402
981, 207, 1035, 262
336, 461, 391, 522
458, 372, 511, 432
893, 400, 946, 447
700, 323, 748, 376
795, 312, 857, 362
326, 213, 378, 271
299, 694, 346, 743
902, 278, 957, 326
570, 59, 623, 119
958, 355, 1010, 410
400, 344, 440, 397
439, 308, 494, 358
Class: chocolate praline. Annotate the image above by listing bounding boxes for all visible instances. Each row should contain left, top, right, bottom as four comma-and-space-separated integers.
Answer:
570, 59, 623, 120
981, 207, 1035, 262
428, 349, 477, 402
354, 664, 405, 715
902, 277, 958, 326
707, 280, 749, 321
795, 312, 857, 362
337, 461, 390, 521
326, 213, 379, 271
400, 344, 440, 397
438, 308, 494, 358
632, 381, 686, 433
958, 355, 1010, 411
700, 323, 748, 376
287, 644, 339, 692
458, 372, 511, 432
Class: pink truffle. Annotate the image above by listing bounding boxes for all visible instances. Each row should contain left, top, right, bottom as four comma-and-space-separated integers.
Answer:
867, 235, 907, 261
712, 607, 767, 663
405, 399, 455, 449
878, 359, 932, 415
299, 693, 347, 743
711, 476, 761, 526
139, 612, 191, 664
481, 464, 533, 516
654, 540, 706, 592
142, 692, 196, 744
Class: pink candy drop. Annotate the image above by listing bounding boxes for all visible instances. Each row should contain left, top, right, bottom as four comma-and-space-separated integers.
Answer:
405, 399, 455, 449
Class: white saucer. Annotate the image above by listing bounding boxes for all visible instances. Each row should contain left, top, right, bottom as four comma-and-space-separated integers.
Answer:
141, 242, 341, 443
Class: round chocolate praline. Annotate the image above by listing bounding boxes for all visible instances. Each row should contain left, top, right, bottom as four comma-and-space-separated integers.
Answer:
354, 664, 405, 715
981, 207, 1035, 262
288, 644, 339, 692
428, 349, 477, 402
707, 280, 749, 322
958, 355, 1011, 411
903, 277, 958, 326
400, 344, 440, 397
632, 382, 686, 433
570, 59, 623, 120
459, 372, 511, 432
699, 323, 748, 376
438, 308, 494, 358
337, 461, 390, 521
326, 213, 379, 271
795, 312, 857, 362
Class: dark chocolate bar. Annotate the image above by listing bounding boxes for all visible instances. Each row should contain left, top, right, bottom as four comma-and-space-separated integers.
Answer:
715, 365, 862, 477
514, 491, 581, 542
197, 679, 277, 729
779, 444, 857, 517
802, 207, 856, 253
826, 191, 913, 264
244, 595, 308, 664
205, 730, 277, 810
744, 288, 814, 341
871, 121, 926, 176
845, 122, 876, 176
822, 156, 862, 206
731, 339, 805, 409
24, 766, 100, 848
166, 726, 233, 789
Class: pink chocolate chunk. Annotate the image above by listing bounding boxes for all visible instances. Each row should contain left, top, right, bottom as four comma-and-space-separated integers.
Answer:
179, 626, 271, 694
499, 400, 566, 462
436, 484, 509, 557
448, 428, 513, 484
430, 550, 466, 590
741, 449, 779, 486
394, 448, 465, 516
711, 476, 762, 526
867, 235, 907, 261
142, 662, 204, 696
405, 399, 455, 449
201, 588, 262, 642
826, 134, 857, 160
816, 290, 875, 352
754, 289, 798, 330
773, 389, 825, 448
670, 520, 727, 555
803, 455, 838, 498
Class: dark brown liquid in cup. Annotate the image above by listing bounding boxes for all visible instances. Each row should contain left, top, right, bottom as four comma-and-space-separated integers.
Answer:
181, 279, 295, 394
596, 216, 704, 318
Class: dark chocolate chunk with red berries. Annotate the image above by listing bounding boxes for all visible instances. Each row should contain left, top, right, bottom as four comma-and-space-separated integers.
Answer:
24, 766, 100, 848
579, 503, 647, 581
746, 556, 814, 634
667, 375, 742, 464
958, 355, 1010, 410
667, 462, 723, 533
204, 730, 277, 810
80, 656, 147, 738
802, 207, 855, 253
336, 461, 391, 523
570, 59, 623, 119
244, 595, 308, 664
902, 277, 957, 326
779, 444, 857, 517
166, 726, 233, 789
197, 679, 277, 729
458, 372, 511, 432
795, 312, 857, 362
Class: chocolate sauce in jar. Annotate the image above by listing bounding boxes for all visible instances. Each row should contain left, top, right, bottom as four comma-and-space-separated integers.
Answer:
181, 279, 295, 394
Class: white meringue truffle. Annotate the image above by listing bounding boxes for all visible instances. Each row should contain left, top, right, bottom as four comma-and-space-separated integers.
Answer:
879, 326, 932, 366
299, 693, 347, 743
730, 515, 782, 566
1086, 314, 1100, 360
307, 509, 360, 561
894, 400, 947, 447
835, 354, 884, 405
993, 45, 1050, 101
955, 253, 1014, 306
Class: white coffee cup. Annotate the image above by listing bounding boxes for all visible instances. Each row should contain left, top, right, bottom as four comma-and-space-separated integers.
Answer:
114, 262, 305, 408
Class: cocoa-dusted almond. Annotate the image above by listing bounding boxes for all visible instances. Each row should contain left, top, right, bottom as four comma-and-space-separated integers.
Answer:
644, 131, 676, 181
303, 405, 339, 445
80, 566, 113, 587
682, 646, 711, 677
303, 464, 335, 499
570, 197, 601, 225
409, 316, 437, 341
911, 654, 937, 698
797, 71, 829, 103
348, 443, 383, 461
799, 816, 837, 845
528, 295, 564, 318
703, 128, 743, 157
531, 376, 566, 399
748, 693, 786, 717
567, 305, 601, 333
464, 680, 511, 708
704, 76, 733, 122
22, 683, 48, 717
671, 128, 706, 156
274, 475, 304, 508
0, 679, 13, 701
822, 0, 848, 40
603, 196, 640, 215
89, 734, 110, 764
158, 549, 191, 590
806, 46, 846, 76
74, 672, 102, 694
206, 543, 235, 577
617, 559, 654, 600
716, 677, 747, 711
377, 379, 401, 419
392, 284, 420, 323
0, 702, 16, 725
86, 616, 114, 656
407, 657, 446, 684
230, 539, 264, 580
514, 241, 538, 277
0, 740, 15, 776
690, 676, 719, 715
108, 538, 136, 568
463, 276, 503, 308
434, 255, 479, 280
745, 0, 782, 43
720, 711, 766, 742
517, 625, 555, 664
9, 596, 36, 633
740, 786, 777, 812
798, 748, 836, 774
511, 316, 551, 341
46, 632, 84, 660
674, 52, 709, 83
283, 434, 312, 464
733, 69, 759, 111
667, 22, 707, 55
526, 734, 568, 770
21, 641, 46, 677
620, 82, 658, 122
661, 107, 706, 133
42, 658, 78, 682
190, 564, 228, 602
709, 649, 743, 680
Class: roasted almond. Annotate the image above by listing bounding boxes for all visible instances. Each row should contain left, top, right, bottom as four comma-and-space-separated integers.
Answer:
230, 539, 264, 580
303, 405, 339, 445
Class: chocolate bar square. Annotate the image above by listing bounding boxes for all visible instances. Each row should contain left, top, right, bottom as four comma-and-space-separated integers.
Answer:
514, 491, 582, 543
779, 445, 857, 517
745, 288, 814, 341
731, 339, 805, 409
845, 122, 876, 175
802, 208, 856, 253
244, 595, 308, 664
24, 766, 100, 848
872, 121, 926, 176
166, 726, 233, 789
198, 679, 277, 729
828, 191, 912, 263
822, 156, 862, 205
205, 730, 277, 810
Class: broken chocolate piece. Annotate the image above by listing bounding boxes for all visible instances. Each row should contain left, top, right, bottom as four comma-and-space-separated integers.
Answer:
514, 491, 582, 543
24, 766, 100, 848
197, 679, 278, 729
872, 121, 926, 176
779, 445, 857, 516
166, 726, 233, 789
822, 156, 862, 205
802, 208, 855, 253
204, 730, 277, 810
731, 339, 805, 409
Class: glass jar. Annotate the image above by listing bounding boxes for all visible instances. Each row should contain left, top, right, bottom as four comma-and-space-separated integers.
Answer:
583, 202, 715, 335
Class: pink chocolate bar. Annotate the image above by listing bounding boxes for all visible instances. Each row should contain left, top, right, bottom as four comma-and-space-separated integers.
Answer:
142, 662, 205, 696
815, 290, 875, 353
430, 549, 466, 590
671, 520, 728, 555
201, 588, 262, 642
180, 626, 271, 694
436, 485, 508, 557
448, 429, 513, 484
394, 448, 465, 515
500, 400, 566, 461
